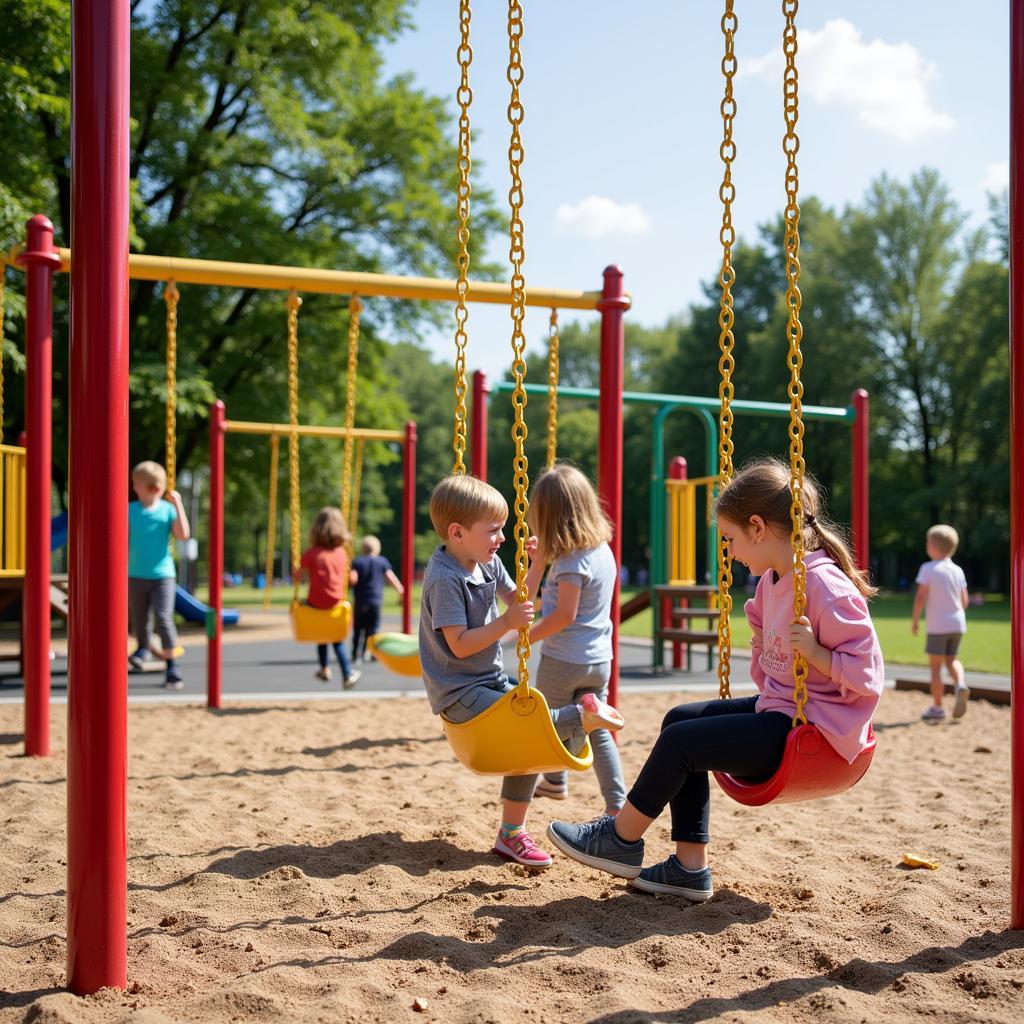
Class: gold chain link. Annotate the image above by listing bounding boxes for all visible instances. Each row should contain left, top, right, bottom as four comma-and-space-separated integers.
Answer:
350, 439, 365, 546
506, 0, 532, 692
782, 0, 809, 726
546, 309, 559, 469
286, 291, 302, 581
164, 281, 179, 493
340, 294, 363, 529
716, 0, 738, 700
263, 434, 280, 610
451, 0, 474, 475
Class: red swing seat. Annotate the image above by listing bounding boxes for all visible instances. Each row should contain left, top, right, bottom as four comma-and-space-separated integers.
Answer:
713, 722, 876, 807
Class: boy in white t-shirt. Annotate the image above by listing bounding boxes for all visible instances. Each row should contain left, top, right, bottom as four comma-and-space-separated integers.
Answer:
911, 524, 970, 721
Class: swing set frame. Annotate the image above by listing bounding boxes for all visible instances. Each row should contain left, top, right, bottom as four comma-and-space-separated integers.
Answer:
5, 0, 1023, 997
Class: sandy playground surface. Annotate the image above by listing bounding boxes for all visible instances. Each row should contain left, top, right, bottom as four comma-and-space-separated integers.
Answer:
1, 688, 1021, 1024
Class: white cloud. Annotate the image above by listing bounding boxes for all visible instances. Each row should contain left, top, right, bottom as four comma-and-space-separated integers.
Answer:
740, 19, 955, 142
555, 196, 651, 239
982, 160, 1009, 194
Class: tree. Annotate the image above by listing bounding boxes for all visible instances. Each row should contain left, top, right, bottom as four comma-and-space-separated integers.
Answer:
1, 0, 504, 573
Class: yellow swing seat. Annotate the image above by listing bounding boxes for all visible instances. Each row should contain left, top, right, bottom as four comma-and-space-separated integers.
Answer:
367, 632, 422, 677
442, 683, 594, 777
290, 599, 351, 644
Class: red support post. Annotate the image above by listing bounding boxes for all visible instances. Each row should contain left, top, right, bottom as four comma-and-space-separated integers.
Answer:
471, 370, 489, 481
851, 389, 870, 574
1009, 0, 1024, 932
668, 456, 687, 670
18, 215, 60, 758
208, 401, 225, 709
66, 0, 130, 994
402, 421, 417, 634
597, 266, 628, 707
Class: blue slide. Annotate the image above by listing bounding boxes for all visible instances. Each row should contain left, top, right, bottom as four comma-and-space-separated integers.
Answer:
175, 585, 240, 627
51, 512, 68, 551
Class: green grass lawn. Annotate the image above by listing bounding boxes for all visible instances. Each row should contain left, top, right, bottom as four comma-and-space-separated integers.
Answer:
620, 589, 1011, 675
201, 581, 1011, 675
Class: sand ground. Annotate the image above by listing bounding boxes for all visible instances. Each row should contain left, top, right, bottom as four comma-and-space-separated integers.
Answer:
1, 688, 1021, 1024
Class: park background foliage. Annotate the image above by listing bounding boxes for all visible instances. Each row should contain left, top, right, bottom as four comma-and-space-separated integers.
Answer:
0, 1, 1010, 590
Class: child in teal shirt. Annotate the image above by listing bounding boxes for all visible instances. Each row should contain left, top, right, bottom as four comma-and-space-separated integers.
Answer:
128, 461, 190, 688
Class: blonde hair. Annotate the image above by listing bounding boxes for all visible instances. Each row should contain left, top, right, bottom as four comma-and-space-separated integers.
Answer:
528, 463, 612, 561
715, 457, 877, 599
927, 524, 959, 557
361, 535, 381, 556
309, 507, 351, 550
430, 475, 508, 540
132, 461, 167, 491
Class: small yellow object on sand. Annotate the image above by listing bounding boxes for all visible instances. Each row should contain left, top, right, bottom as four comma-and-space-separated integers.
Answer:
902, 852, 940, 871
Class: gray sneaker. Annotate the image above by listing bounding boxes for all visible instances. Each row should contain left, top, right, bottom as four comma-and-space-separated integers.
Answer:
546, 816, 644, 878
630, 856, 714, 900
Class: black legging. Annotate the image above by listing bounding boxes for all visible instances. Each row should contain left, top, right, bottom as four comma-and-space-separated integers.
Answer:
626, 696, 792, 844
351, 600, 382, 660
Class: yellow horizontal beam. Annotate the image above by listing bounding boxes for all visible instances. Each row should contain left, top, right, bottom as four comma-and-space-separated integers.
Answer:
18, 246, 619, 311
0, 444, 26, 457
224, 420, 405, 442
666, 475, 722, 489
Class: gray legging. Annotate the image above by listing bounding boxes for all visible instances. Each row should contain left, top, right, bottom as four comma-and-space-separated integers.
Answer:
441, 676, 586, 803
129, 577, 178, 653
531, 656, 626, 812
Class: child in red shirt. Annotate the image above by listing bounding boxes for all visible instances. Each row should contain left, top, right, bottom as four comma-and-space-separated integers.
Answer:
295, 507, 360, 688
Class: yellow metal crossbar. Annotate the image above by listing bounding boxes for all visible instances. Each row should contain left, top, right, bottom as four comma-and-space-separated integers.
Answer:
223, 420, 405, 443
0, 247, 622, 312
0, 444, 26, 578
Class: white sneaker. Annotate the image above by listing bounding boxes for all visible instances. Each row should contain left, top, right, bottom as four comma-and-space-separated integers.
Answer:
953, 685, 970, 719
533, 777, 569, 800
343, 669, 362, 690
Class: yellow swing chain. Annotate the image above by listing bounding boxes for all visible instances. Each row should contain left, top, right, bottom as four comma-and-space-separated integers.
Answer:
340, 294, 363, 532
716, 0, 738, 700
262, 434, 280, 610
164, 281, 179, 493
286, 291, 302, 586
350, 439, 365, 545
782, 0, 810, 727
506, 0, 532, 693
546, 309, 559, 470
451, 0, 474, 475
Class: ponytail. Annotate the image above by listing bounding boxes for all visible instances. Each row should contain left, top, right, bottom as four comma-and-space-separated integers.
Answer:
806, 518, 877, 599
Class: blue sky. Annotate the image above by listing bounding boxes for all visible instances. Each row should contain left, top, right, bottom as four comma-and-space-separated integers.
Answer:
381, 1, 1010, 379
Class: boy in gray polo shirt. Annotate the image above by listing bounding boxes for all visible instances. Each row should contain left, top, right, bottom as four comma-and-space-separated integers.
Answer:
420, 474, 625, 869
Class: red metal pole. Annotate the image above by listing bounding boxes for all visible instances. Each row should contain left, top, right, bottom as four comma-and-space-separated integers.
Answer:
1009, 0, 1024, 932
66, 0, 130, 994
668, 456, 687, 670
18, 216, 60, 758
208, 401, 225, 709
402, 421, 417, 634
598, 266, 627, 708
851, 388, 870, 574
471, 370, 489, 481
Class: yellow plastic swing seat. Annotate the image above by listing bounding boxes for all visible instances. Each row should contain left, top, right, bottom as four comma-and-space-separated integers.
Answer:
289, 599, 351, 644
442, 684, 595, 777
367, 632, 422, 677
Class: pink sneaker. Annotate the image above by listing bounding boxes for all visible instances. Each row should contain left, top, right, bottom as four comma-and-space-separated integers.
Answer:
494, 829, 553, 868
580, 693, 625, 732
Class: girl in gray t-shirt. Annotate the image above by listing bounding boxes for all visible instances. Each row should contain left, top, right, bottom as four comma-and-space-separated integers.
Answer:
527, 464, 627, 814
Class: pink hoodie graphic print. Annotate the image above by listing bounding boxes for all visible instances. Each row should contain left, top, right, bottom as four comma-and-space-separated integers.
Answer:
744, 549, 883, 763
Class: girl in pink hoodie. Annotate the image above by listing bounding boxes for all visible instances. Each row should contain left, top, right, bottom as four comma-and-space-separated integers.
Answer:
546, 459, 883, 901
